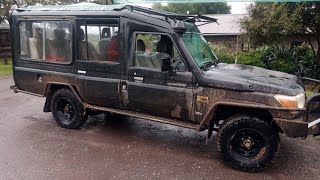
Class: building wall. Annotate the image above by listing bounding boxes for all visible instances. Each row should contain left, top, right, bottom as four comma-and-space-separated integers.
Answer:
279, 36, 318, 51
204, 35, 246, 52
204, 34, 318, 53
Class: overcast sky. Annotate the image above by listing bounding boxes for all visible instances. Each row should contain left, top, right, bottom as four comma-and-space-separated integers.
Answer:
228, 2, 252, 14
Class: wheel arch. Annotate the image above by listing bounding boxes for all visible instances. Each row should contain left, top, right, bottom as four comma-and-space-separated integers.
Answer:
202, 103, 283, 140
43, 82, 83, 112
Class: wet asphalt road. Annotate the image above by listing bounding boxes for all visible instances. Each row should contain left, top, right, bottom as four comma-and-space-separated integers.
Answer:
0, 76, 320, 180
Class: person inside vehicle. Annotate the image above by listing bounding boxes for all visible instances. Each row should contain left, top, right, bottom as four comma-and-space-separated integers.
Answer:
151, 35, 173, 69
156, 35, 173, 57
106, 32, 119, 61
136, 39, 146, 52
47, 28, 70, 62
78, 28, 99, 60
98, 27, 111, 60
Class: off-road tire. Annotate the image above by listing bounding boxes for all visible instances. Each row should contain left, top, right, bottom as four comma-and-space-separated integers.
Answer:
216, 114, 279, 172
51, 88, 87, 129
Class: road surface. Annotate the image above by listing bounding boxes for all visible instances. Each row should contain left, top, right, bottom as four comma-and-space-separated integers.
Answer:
0, 76, 320, 179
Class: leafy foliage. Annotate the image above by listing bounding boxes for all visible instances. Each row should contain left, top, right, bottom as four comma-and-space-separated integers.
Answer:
152, 3, 231, 14
241, 2, 320, 64
237, 50, 267, 68
209, 44, 235, 64
211, 44, 319, 79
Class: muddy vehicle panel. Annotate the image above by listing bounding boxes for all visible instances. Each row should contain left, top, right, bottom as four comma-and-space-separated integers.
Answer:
10, 4, 320, 172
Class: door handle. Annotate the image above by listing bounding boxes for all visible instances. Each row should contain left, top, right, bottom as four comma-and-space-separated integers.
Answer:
134, 76, 143, 83
77, 70, 86, 75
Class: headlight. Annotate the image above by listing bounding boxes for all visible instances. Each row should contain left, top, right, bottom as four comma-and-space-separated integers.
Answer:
274, 93, 305, 109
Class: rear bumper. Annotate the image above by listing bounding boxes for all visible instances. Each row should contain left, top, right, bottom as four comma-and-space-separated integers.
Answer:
274, 93, 320, 138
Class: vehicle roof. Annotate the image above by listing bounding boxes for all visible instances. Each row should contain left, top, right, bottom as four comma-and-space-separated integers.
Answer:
11, 4, 216, 32
12, 4, 199, 22
15, 4, 126, 12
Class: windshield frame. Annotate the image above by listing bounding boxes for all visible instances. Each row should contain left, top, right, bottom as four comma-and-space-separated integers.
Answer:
181, 23, 218, 71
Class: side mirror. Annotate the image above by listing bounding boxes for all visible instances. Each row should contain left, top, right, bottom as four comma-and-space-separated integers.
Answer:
161, 57, 173, 72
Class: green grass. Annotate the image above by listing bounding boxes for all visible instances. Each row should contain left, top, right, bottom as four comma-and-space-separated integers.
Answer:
306, 90, 315, 97
314, 135, 320, 140
0, 58, 12, 77
305, 84, 320, 97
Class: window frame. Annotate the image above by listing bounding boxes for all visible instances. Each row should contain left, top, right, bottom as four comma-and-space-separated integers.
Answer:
75, 18, 120, 63
17, 19, 74, 65
131, 31, 189, 72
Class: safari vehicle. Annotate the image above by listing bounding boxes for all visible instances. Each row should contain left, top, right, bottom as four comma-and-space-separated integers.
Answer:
9, 4, 320, 172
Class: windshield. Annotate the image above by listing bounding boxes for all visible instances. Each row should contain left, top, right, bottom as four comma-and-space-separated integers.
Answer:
182, 23, 217, 70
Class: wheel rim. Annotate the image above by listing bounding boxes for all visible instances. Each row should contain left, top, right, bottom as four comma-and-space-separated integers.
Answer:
230, 128, 266, 157
56, 98, 75, 125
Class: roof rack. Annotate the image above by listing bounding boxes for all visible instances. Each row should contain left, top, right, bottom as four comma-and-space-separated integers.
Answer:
123, 5, 217, 23
15, 4, 125, 12
13, 4, 217, 25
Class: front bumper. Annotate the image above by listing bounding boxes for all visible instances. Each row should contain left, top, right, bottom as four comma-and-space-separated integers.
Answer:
274, 93, 320, 138
305, 93, 320, 136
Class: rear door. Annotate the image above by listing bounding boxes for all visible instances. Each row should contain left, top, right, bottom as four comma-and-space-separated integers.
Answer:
14, 19, 74, 95
74, 19, 121, 108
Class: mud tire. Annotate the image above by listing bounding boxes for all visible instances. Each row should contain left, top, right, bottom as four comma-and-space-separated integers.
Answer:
216, 114, 279, 172
51, 88, 87, 129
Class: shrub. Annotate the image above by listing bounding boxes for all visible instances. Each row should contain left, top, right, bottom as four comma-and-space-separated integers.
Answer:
209, 44, 236, 64
236, 50, 267, 68
209, 43, 318, 79
292, 44, 317, 78
268, 46, 296, 74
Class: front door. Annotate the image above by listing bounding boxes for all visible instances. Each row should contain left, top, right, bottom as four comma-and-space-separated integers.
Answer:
75, 19, 121, 108
125, 33, 194, 121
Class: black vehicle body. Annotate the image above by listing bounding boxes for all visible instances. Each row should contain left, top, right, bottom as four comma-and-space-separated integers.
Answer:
9, 4, 320, 171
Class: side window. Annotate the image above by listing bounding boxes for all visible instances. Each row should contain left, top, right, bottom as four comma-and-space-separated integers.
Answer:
133, 33, 186, 71
77, 22, 119, 61
19, 21, 72, 63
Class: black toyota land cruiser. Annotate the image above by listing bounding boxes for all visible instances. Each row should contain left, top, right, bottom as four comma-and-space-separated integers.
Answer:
9, 4, 320, 172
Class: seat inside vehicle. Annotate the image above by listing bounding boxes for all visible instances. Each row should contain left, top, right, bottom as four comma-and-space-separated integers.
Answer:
78, 28, 99, 60
98, 27, 111, 60
135, 39, 154, 68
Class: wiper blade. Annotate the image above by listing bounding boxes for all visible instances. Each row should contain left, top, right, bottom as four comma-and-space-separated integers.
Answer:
200, 61, 214, 70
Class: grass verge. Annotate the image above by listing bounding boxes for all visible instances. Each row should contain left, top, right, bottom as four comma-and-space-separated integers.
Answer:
0, 58, 12, 77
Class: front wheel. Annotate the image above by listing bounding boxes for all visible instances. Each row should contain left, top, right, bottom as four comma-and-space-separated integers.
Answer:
216, 114, 279, 172
51, 88, 88, 129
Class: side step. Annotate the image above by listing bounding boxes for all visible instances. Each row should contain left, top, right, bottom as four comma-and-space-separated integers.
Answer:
83, 103, 199, 130
10, 85, 43, 97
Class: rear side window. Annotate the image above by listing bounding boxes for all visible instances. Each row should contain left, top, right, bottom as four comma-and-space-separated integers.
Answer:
77, 21, 119, 62
19, 21, 72, 63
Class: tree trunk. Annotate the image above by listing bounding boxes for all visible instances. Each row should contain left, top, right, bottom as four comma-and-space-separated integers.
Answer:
317, 44, 320, 65
4, 56, 8, 65
315, 35, 320, 65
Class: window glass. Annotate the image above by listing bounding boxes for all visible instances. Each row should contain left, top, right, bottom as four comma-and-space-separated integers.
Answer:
134, 33, 186, 71
77, 23, 119, 61
19, 21, 72, 63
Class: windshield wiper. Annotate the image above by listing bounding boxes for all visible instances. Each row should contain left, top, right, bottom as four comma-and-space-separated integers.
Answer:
200, 61, 214, 70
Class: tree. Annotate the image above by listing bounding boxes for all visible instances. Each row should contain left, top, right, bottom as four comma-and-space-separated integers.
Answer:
152, 3, 231, 15
241, 2, 320, 64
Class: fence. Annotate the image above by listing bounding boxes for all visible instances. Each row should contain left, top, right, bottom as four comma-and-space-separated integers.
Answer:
0, 30, 11, 64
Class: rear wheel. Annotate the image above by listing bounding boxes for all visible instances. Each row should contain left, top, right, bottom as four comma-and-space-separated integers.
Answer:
51, 88, 87, 129
216, 114, 279, 172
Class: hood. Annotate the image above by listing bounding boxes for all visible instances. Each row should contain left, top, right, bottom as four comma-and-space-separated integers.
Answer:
202, 63, 304, 96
